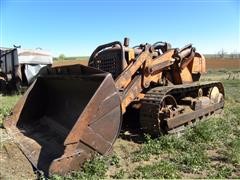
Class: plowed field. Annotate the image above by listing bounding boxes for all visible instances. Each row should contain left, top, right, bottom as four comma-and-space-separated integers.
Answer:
52, 58, 240, 70
206, 58, 240, 69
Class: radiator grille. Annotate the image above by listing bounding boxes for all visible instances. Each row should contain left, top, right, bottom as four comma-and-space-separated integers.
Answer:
93, 50, 122, 79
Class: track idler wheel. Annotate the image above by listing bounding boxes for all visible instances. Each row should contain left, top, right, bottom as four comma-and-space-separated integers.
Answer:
209, 86, 224, 104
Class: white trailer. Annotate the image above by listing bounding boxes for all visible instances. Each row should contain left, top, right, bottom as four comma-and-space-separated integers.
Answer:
0, 47, 53, 92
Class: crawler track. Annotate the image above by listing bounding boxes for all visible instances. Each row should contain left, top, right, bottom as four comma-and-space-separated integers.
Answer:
140, 81, 224, 136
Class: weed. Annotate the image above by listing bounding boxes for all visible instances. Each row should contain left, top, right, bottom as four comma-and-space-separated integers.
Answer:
223, 138, 240, 165
81, 156, 107, 179
49, 174, 63, 180
130, 160, 180, 179
184, 120, 219, 145
173, 146, 210, 173
111, 169, 125, 179
50, 156, 108, 180
49, 155, 122, 180
208, 165, 233, 179
132, 134, 187, 162
132, 135, 160, 162
109, 154, 120, 167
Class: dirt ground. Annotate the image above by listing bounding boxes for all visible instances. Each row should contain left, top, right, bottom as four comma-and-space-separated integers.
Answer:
52, 60, 88, 67
0, 128, 37, 180
206, 58, 240, 69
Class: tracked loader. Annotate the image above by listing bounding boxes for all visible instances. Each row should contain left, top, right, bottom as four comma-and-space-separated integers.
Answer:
4, 38, 224, 175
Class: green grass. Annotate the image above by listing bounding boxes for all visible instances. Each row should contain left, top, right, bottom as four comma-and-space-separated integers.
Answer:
50, 155, 120, 180
111, 169, 125, 179
223, 138, 240, 165
0, 94, 20, 127
131, 134, 188, 162
50, 157, 107, 180
208, 164, 234, 179
173, 146, 209, 173
130, 161, 180, 179
66, 157, 108, 179
201, 69, 240, 82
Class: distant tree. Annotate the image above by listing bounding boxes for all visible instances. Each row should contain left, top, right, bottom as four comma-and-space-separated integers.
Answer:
230, 50, 240, 59
218, 49, 227, 58
59, 54, 66, 60
230, 52, 235, 59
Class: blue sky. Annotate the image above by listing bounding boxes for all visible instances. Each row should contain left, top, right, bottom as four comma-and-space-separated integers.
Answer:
1, 0, 239, 57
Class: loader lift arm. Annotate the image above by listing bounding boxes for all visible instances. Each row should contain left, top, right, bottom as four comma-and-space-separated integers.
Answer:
113, 43, 197, 113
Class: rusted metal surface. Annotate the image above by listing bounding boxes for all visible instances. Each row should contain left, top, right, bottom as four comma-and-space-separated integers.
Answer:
139, 81, 224, 135
4, 64, 122, 175
89, 39, 208, 112
166, 101, 224, 129
4, 38, 225, 175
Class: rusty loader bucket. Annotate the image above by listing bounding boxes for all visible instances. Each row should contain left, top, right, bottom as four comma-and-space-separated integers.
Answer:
4, 64, 122, 175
